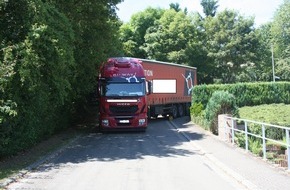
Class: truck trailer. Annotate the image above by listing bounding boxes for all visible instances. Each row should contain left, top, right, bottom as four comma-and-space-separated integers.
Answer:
98, 57, 197, 131
141, 59, 197, 119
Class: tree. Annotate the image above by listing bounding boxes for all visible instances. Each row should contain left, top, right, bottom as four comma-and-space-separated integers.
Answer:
201, 0, 219, 17
184, 13, 213, 83
271, 0, 290, 59
144, 9, 196, 64
271, 0, 290, 81
0, 0, 32, 44
51, 0, 123, 100
203, 10, 259, 83
0, 0, 122, 157
0, 0, 76, 156
275, 57, 290, 80
169, 3, 181, 12
252, 23, 273, 81
119, 7, 164, 58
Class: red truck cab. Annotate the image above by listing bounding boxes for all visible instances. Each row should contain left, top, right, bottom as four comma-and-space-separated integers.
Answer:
98, 57, 148, 131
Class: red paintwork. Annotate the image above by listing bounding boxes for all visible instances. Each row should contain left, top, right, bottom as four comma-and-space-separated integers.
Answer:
140, 59, 197, 106
99, 57, 145, 78
98, 57, 147, 130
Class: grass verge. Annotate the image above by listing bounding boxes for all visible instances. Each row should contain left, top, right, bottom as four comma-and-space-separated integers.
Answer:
0, 129, 78, 181
0, 103, 98, 183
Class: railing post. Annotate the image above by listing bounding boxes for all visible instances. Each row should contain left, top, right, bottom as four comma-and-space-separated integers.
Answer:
224, 116, 227, 141
286, 129, 290, 171
262, 125, 266, 160
231, 118, 235, 145
245, 121, 248, 152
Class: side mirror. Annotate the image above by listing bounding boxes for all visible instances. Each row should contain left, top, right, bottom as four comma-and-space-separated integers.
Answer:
98, 78, 106, 97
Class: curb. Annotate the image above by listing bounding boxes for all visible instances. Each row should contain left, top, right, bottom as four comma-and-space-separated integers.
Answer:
168, 120, 261, 190
185, 120, 290, 176
0, 135, 81, 189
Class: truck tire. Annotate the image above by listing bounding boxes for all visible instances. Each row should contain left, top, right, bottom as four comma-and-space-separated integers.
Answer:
172, 104, 178, 118
178, 104, 184, 117
185, 103, 191, 116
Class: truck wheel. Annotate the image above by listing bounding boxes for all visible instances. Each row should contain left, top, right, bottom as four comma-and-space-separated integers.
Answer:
178, 104, 184, 117
172, 104, 178, 118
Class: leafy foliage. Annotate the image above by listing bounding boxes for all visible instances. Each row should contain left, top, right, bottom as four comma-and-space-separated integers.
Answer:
0, 0, 121, 157
190, 102, 204, 117
240, 104, 290, 127
203, 10, 258, 83
120, 5, 261, 84
0, 0, 76, 156
252, 24, 273, 81
248, 137, 262, 156
192, 82, 290, 108
204, 91, 239, 134
119, 7, 164, 58
269, 0, 290, 81
192, 83, 290, 137
240, 104, 290, 140
144, 9, 196, 64
276, 58, 290, 81
0, 0, 32, 44
200, 0, 219, 17
169, 3, 182, 12
51, 0, 123, 100
271, 0, 290, 59
119, 0, 290, 84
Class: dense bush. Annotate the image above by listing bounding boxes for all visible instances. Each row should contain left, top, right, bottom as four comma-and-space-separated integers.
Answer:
0, 0, 122, 157
192, 82, 290, 108
0, 0, 75, 156
190, 102, 203, 117
204, 91, 239, 134
239, 104, 290, 140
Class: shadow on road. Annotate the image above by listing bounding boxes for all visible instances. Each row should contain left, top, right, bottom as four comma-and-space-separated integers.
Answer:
36, 116, 205, 172
170, 117, 205, 141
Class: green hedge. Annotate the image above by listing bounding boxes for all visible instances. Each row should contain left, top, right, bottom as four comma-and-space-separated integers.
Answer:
192, 82, 290, 107
0, 0, 75, 157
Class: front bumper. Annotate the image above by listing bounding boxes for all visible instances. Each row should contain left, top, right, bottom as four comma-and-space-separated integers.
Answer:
100, 115, 147, 130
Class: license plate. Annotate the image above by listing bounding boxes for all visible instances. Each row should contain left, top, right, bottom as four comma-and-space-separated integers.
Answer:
119, 120, 129, 123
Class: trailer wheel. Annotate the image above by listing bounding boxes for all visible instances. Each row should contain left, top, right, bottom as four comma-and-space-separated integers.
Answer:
172, 104, 178, 118
185, 103, 191, 116
178, 104, 184, 117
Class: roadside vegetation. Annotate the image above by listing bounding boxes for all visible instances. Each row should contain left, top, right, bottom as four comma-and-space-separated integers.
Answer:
239, 104, 290, 127
120, 0, 290, 153
0, 0, 122, 158
1, 0, 290, 180
119, 1, 290, 84
239, 104, 289, 166
190, 82, 290, 132
190, 83, 290, 167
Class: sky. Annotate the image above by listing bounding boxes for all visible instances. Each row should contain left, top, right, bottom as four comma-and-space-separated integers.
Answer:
117, 0, 284, 26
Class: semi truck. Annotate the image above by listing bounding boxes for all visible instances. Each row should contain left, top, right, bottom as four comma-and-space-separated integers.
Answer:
98, 57, 197, 131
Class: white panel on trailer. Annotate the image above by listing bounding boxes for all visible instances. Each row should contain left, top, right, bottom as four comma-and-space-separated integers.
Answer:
152, 79, 176, 93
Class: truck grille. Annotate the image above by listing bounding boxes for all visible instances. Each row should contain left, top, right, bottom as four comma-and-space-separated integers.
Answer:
109, 105, 138, 114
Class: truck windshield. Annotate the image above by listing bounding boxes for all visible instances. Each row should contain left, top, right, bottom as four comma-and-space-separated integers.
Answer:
101, 82, 145, 97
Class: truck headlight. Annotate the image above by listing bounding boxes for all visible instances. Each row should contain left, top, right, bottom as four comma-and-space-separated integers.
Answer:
139, 119, 146, 126
102, 119, 109, 127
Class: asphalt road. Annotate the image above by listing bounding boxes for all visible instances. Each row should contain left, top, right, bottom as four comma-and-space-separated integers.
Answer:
7, 117, 246, 190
